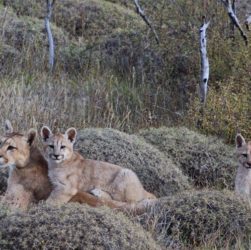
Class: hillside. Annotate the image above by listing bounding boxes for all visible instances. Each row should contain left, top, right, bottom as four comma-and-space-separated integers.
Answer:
0, 0, 249, 141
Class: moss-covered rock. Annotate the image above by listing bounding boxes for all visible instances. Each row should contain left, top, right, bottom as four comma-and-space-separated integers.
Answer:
0, 168, 8, 195
139, 190, 251, 249
139, 127, 236, 189
75, 128, 190, 197
0, 203, 161, 249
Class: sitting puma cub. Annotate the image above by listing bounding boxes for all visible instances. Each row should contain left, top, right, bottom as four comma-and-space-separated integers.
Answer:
41, 126, 156, 205
235, 133, 251, 199
0, 121, 52, 210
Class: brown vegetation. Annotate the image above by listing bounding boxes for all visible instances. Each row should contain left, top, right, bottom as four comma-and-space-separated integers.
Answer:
138, 190, 251, 249
0, 203, 161, 249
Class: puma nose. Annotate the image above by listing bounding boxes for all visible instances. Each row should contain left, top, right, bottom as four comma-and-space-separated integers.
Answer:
247, 162, 251, 167
54, 154, 60, 159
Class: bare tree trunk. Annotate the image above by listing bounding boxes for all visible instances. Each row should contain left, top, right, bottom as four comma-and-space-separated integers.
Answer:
222, 0, 248, 45
45, 0, 55, 72
245, 15, 251, 31
199, 19, 210, 104
133, 0, 159, 44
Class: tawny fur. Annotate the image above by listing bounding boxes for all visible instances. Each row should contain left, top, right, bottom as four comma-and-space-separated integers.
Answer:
235, 134, 251, 199
41, 126, 156, 206
0, 128, 52, 210
0, 122, 120, 211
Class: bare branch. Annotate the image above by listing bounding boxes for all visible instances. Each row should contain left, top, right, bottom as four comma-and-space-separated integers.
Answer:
199, 19, 210, 104
45, 0, 55, 72
222, 0, 248, 45
133, 0, 159, 44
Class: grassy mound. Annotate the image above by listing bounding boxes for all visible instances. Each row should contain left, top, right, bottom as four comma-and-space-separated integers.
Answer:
75, 128, 190, 197
139, 190, 251, 249
139, 127, 236, 189
0, 6, 69, 74
0, 203, 160, 249
5, 0, 144, 41
0, 169, 8, 195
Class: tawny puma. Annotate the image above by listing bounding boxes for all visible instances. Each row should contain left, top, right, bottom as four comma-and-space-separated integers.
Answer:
235, 133, 251, 199
0, 121, 118, 211
41, 126, 156, 206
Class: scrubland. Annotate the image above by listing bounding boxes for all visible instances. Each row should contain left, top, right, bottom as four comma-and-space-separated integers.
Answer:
0, 0, 250, 249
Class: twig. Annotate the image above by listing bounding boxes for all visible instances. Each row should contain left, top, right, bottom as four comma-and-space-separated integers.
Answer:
45, 0, 55, 72
133, 0, 159, 44
199, 19, 210, 104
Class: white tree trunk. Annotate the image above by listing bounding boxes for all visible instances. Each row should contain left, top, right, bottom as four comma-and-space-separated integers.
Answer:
245, 15, 251, 31
45, 0, 55, 72
199, 21, 210, 104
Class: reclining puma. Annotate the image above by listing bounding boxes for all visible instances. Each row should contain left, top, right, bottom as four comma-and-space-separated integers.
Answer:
41, 126, 156, 206
235, 133, 251, 199
0, 121, 117, 210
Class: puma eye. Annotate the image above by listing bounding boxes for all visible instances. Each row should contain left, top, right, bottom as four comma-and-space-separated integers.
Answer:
49, 145, 54, 149
61, 145, 66, 149
242, 153, 248, 158
7, 145, 16, 151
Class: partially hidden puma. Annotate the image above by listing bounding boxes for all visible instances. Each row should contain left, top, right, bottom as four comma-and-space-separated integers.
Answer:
235, 133, 251, 199
41, 126, 156, 207
0, 121, 121, 211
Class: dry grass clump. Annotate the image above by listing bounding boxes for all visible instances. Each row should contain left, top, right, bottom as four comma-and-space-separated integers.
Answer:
0, 169, 8, 195
139, 190, 251, 249
0, 203, 161, 249
139, 127, 236, 189
75, 128, 190, 197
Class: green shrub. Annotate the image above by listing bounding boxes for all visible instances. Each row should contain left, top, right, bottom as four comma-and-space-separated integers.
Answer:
75, 128, 191, 197
139, 127, 236, 189
0, 203, 161, 249
139, 190, 251, 248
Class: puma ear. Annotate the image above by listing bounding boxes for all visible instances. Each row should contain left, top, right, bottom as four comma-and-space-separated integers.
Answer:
41, 126, 52, 142
65, 128, 77, 143
5, 120, 13, 134
27, 129, 37, 146
236, 134, 246, 148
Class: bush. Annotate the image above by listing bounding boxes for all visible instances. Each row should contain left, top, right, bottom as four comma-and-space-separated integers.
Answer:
186, 78, 251, 143
139, 127, 236, 189
0, 203, 161, 249
75, 128, 191, 197
139, 190, 251, 249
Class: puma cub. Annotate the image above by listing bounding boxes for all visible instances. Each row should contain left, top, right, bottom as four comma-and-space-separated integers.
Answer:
235, 133, 251, 199
41, 126, 156, 205
0, 121, 110, 210
0, 121, 52, 210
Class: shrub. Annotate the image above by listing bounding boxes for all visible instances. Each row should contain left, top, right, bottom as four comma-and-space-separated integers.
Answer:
139, 190, 251, 249
0, 203, 161, 249
75, 128, 191, 197
139, 127, 236, 189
